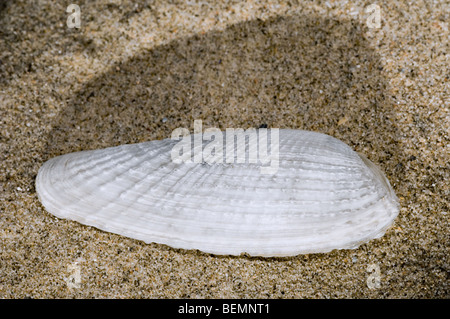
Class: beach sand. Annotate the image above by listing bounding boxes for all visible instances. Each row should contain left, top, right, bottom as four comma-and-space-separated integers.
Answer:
0, 0, 448, 298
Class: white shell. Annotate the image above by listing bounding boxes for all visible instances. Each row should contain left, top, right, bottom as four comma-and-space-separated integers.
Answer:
36, 129, 399, 257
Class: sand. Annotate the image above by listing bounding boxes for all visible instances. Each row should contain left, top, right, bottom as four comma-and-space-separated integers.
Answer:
0, 0, 448, 298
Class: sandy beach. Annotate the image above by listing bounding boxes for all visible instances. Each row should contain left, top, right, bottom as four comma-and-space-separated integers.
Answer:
0, 0, 448, 298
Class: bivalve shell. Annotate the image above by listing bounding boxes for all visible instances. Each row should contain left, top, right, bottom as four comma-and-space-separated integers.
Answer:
36, 129, 399, 256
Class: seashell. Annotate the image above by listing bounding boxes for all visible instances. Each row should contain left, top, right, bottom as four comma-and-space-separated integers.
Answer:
36, 129, 399, 257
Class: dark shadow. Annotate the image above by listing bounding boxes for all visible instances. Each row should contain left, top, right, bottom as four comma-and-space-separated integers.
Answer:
0, 0, 10, 16
43, 12, 401, 192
